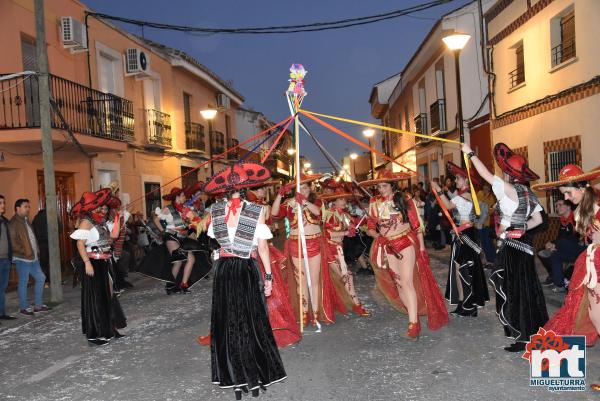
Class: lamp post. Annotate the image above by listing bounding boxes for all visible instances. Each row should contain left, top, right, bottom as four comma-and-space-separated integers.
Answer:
201, 107, 218, 175
363, 128, 375, 179
350, 152, 358, 180
442, 31, 470, 166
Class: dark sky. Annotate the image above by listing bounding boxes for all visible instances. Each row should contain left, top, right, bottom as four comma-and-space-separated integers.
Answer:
83, 0, 470, 171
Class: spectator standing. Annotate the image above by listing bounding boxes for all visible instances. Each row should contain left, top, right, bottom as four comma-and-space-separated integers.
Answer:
0, 195, 16, 322
9, 199, 50, 316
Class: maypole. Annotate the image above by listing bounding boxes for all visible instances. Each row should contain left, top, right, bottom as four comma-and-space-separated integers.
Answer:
286, 64, 320, 333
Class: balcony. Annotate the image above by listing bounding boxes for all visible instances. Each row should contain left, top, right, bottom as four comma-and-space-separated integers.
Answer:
551, 38, 576, 67
414, 113, 428, 135
227, 137, 239, 159
509, 66, 525, 89
210, 130, 225, 156
185, 122, 205, 152
0, 73, 134, 141
429, 99, 446, 133
145, 109, 172, 148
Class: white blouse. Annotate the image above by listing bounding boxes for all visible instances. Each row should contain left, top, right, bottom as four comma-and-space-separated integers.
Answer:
451, 195, 473, 222
207, 223, 272, 247
492, 176, 542, 227
70, 221, 114, 251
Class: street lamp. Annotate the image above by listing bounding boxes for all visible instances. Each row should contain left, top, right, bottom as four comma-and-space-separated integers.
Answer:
350, 152, 358, 179
304, 162, 311, 169
201, 107, 218, 174
363, 129, 375, 179
442, 30, 470, 166
287, 148, 296, 155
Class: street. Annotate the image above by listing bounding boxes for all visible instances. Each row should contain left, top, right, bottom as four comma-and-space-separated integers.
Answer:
0, 248, 596, 401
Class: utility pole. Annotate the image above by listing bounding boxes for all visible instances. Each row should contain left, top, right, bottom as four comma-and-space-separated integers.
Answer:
35, 0, 63, 303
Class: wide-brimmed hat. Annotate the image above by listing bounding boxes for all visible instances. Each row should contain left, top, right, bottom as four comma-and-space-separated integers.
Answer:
203, 163, 271, 195
70, 188, 112, 216
183, 182, 204, 198
494, 143, 539, 182
322, 177, 342, 190
105, 196, 122, 210
163, 187, 184, 201
298, 173, 323, 185
358, 169, 411, 187
532, 164, 600, 191
446, 161, 483, 187
319, 187, 354, 201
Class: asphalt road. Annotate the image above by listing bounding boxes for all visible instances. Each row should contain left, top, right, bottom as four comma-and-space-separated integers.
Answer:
0, 247, 597, 401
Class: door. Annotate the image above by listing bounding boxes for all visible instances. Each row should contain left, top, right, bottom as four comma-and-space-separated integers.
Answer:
37, 171, 76, 270
144, 182, 162, 220
21, 35, 40, 127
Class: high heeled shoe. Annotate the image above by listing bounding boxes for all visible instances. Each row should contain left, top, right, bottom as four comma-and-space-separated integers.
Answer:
352, 304, 372, 317
197, 334, 211, 346
234, 389, 242, 400
457, 307, 478, 317
406, 320, 421, 340
179, 282, 191, 294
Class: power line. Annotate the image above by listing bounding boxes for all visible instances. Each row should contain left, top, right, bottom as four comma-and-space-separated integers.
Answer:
87, 0, 459, 35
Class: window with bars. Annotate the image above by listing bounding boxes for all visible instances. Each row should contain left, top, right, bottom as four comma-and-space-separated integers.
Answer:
509, 42, 525, 89
551, 9, 576, 67
547, 148, 577, 213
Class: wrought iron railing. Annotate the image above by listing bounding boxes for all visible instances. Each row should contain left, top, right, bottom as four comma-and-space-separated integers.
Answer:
551, 37, 576, 67
227, 137, 239, 159
0, 73, 134, 141
145, 109, 171, 147
185, 121, 205, 152
210, 130, 225, 156
429, 99, 446, 133
414, 113, 428, 135
509, 66, 525, 89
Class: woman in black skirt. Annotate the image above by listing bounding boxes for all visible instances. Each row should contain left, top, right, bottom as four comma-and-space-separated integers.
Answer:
203, 163, 286, 400
70, 189, 127, 346
431, 161, 489, 317
463, 142, 548, 352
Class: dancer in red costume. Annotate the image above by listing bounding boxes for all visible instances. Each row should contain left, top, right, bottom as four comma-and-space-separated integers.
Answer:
360, 170, 448, 339
532, 165, 600, 345
320, 187, 371, 317
271, 174, 344, 327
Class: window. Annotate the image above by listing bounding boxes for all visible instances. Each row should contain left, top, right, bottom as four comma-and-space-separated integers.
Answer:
212, 131, 225, 154
547, 149, 577, 213
551, 8, 576, 67
144, 182, 161, 219
181, 166, 197, 189
183, 92, 191, 123
404, 105, 410, 131
509, 42, 525, 89
418, 163, 429, 183
143, 78, 161, 111
20, 34, 39, 126
96, 43, 124, 97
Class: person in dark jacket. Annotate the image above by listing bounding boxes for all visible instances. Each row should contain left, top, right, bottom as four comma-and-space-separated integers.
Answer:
0, 195, 16, 322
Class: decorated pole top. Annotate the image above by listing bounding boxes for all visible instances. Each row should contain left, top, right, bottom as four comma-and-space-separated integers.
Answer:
287, 63, 307, 97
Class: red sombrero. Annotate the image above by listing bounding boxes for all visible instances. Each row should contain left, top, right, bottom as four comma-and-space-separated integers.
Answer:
298, 173, 323, 185
70, 188, 112, 216
163, 187, 184, 201
322, 177, 342, 190
183, 182, 204, 198
446, 161, 483, 187
358, 169, 411, 187
532, 164, 600, 191
203, 163, 271, 195
494, 143, 539, 182
319, 187, 354, 201
106, 196, 122, 210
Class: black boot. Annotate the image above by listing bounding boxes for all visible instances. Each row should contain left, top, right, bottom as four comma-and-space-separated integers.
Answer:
457, 307, 478, 317
504, 342, 526, 352
234, 390, 242, 400
165, 282, 180, 295
449, 301, 464, 315
251, 389, 259, 398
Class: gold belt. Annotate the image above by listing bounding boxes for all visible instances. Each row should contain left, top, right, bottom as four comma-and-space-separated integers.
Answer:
289, 233, 322, 240
384, 227, 412, 241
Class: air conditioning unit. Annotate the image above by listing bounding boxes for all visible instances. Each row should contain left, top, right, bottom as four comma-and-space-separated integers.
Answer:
60, 17, 87, 52
216, 93, 230, 109
124, 48, 150, 76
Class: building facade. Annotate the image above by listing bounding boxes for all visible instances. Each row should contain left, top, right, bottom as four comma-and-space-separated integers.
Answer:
370, 0, 494, 183
486, 0, 600, 212
0, 0, 244, 270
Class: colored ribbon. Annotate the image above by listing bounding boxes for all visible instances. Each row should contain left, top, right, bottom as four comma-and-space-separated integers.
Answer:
432, 189, 460, 237
300, 109, 461, 144
463, 153, 481, 216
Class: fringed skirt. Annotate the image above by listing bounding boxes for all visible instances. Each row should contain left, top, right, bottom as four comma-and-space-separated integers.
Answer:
545, 248, 600, 346
210, 256, 286, 392
445, 227, 490, 310
490, 237, 548, 342
80, 259, 126, 340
